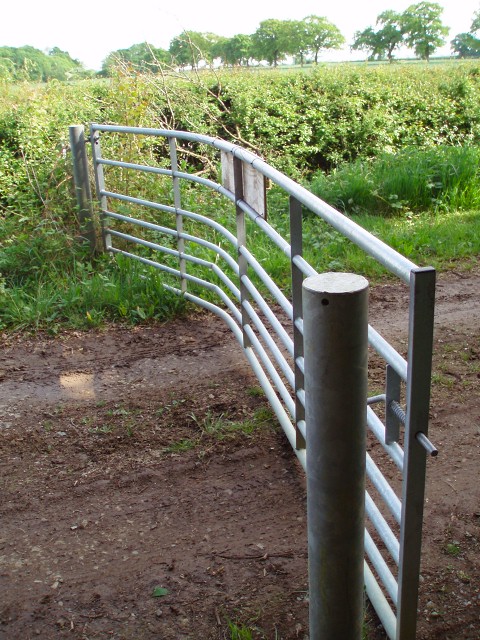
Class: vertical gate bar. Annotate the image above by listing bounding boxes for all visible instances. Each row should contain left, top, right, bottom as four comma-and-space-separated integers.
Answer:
69, 125, 96, 253
386, 365, 401, 444
289, 196, 306, 449
89, 128, 110, 252
169, 137, 186, 293
234, 156, 250, 347
303, 272, 368, 640
396, 267, 436, 640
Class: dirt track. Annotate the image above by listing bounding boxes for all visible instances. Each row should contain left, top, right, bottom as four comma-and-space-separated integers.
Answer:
0, 268, 479, 639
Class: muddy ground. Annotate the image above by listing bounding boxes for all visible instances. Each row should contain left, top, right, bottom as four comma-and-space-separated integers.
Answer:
0, 268, 479, 639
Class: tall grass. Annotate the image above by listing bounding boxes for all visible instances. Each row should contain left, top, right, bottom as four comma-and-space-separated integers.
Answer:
309, 146, 480, 216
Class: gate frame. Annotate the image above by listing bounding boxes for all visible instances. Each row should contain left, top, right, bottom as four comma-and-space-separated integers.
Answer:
70, 123, 437, 640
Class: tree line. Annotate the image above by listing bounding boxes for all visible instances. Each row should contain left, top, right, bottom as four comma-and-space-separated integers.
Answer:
1, 2, 479, 82
101, 2, 480, 72
353, 2, 480, 61
0, 46, 87, 82
101, 15, 345, 73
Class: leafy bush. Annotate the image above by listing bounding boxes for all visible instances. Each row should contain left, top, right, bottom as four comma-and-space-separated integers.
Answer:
2, 62, 480, 222
212, 62, 480, 176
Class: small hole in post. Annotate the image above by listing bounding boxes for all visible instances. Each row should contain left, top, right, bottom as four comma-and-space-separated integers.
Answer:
321, 298, 329, 306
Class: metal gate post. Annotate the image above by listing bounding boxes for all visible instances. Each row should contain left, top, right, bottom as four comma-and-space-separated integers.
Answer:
89, 129, 110, 252
303, 272, 369, 640
169, 137, 187, 293
69, 125, 96, 253
396, 266, 436, 640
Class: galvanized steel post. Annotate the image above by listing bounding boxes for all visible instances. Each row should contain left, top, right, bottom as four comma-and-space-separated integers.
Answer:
303, 272, 368, 640
69, 125, 96, 253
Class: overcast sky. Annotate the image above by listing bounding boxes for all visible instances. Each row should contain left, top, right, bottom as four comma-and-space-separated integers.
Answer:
1, 0, 478, 70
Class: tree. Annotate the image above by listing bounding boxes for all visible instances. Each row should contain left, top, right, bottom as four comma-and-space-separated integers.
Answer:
252, 19, 292, 66
288, 20, 310, 66
280, 20, 310, 64
303, 15, 345, 64
0, 56, 15, 82
376, 11, 405, 61
46, 47, 84, 80
102, 43, 170, 75
169, 31, 221, 69
471, 9, 480, 34
352, 11, 404, 62
0, 45, 83, 81
451, 32, 480, 58
451, 7, 480, 58
222, 34, 254, 66
168, 35, 192, 68
210, 37, 230, 65
352, 27, 381, 60
401, 2, 449, 61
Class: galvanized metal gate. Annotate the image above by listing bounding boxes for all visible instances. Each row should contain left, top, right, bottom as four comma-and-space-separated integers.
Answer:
70, 123, 437, 640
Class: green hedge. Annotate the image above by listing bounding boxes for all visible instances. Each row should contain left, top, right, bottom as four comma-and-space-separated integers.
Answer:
2, 61, 480, 221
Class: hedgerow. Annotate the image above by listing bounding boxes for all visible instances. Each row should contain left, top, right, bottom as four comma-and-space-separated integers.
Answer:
2, 61, 480, 220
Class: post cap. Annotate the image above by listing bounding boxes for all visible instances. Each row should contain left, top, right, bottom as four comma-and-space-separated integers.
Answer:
303, 272, 369, 295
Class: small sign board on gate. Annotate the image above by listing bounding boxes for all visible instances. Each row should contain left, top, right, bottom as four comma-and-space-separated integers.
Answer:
221, 152, 267, 219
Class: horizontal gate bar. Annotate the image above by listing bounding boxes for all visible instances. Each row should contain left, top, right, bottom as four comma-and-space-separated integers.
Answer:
367, 407, 404, 470
368, 326, 408, 382
240, 247, 293, 319
239, 199, 293, 258
108, 229, 211, 268
366, 492, 400, 565
91, 123, 418, 282
104, 210, 239, 271
99, 158, 297, 261
243, 324, 296, 418
365, 530, 399, 605
366, 455, 402, 525
102, 191, 239, 247
105, 210, 239, 273
98, 157, 234, 200
241, 276, 294, 357
242, 300, 295, 389
292, 254, 318, 278
368, 394, 387, 405
295, 356, 304, 376
163, 285, 306, 464
364, 561, 397, 640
